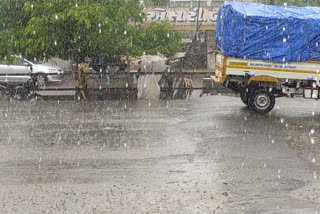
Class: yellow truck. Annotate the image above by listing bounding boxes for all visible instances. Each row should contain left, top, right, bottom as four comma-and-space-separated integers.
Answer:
212, 51, 320, 114
213, 2, 320, 114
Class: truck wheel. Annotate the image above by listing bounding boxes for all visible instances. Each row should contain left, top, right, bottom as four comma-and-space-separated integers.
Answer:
240, 89, 249, 106
248, 89, 275, 114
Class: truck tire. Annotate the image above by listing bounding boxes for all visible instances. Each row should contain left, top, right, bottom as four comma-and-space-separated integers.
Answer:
240, 89, 249, 106
248, 89, 275, 114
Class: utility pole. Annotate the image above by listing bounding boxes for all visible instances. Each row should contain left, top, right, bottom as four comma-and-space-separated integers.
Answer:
193, 0, 201, 53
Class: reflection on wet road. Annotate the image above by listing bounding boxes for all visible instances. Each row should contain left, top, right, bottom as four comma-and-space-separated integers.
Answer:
0, 95, 320, 213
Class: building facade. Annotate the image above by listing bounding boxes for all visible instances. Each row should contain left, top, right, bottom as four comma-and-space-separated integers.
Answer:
153, 0, 261, 7
145, 4, 220, 70
145, 0, 270, 70
169, 0, 224, 7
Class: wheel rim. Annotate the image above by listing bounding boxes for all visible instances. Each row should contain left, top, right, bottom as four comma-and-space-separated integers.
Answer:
254, 93, 270, 110
36, 75, 45, 87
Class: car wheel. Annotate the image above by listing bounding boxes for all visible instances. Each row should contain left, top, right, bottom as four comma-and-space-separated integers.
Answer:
248, 88, 275, 114
36, 74, 47, 87
240, 88, 249, 106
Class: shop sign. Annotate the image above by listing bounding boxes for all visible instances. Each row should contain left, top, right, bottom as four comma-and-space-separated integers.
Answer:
147, 8, 218, 23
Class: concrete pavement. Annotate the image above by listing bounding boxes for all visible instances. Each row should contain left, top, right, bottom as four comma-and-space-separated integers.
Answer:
0, 95, 319, 213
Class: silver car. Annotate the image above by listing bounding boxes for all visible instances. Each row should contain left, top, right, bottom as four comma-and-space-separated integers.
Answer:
0, 56, 64, 86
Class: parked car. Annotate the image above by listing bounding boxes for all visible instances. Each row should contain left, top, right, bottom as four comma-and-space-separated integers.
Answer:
0, 56, 64, 87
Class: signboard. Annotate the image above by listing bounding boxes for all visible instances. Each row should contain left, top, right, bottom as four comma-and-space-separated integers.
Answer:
146, 7, 219, 26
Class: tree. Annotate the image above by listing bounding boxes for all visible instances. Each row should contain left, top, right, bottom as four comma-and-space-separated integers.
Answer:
0, 0, 32, 60
0, 0, 182, 63
132, 21, 183, 56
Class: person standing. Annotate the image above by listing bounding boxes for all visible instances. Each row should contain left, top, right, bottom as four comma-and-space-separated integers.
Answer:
75, 62, 90, 100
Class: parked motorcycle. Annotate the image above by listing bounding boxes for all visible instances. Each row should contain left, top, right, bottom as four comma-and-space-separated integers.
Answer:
0, 78, 44, 102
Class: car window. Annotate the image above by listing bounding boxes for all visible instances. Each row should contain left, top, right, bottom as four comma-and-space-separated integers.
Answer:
12, 58, 26, 66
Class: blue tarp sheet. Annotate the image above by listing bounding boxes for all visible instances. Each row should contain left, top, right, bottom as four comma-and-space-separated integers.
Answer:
216, 1, 320, 62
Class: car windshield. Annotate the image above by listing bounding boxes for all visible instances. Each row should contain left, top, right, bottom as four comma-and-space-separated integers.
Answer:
23, 58, 36, 65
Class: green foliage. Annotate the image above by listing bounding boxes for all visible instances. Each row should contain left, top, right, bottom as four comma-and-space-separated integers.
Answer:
275, 0, 320, 6
0, 0, 31, 58
260, 0, 320, 6
0, 0, 182, 62
145, 0, 170, 6
132, 21, 183, 56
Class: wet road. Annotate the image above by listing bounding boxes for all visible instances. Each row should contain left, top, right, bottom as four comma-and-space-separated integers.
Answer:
0, 95, 320, 213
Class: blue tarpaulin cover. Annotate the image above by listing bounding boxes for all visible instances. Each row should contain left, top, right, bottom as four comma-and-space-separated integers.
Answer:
216, 1, 320, 62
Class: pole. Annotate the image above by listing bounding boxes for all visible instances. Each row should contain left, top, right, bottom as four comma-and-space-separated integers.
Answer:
193, 0, 201, 53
